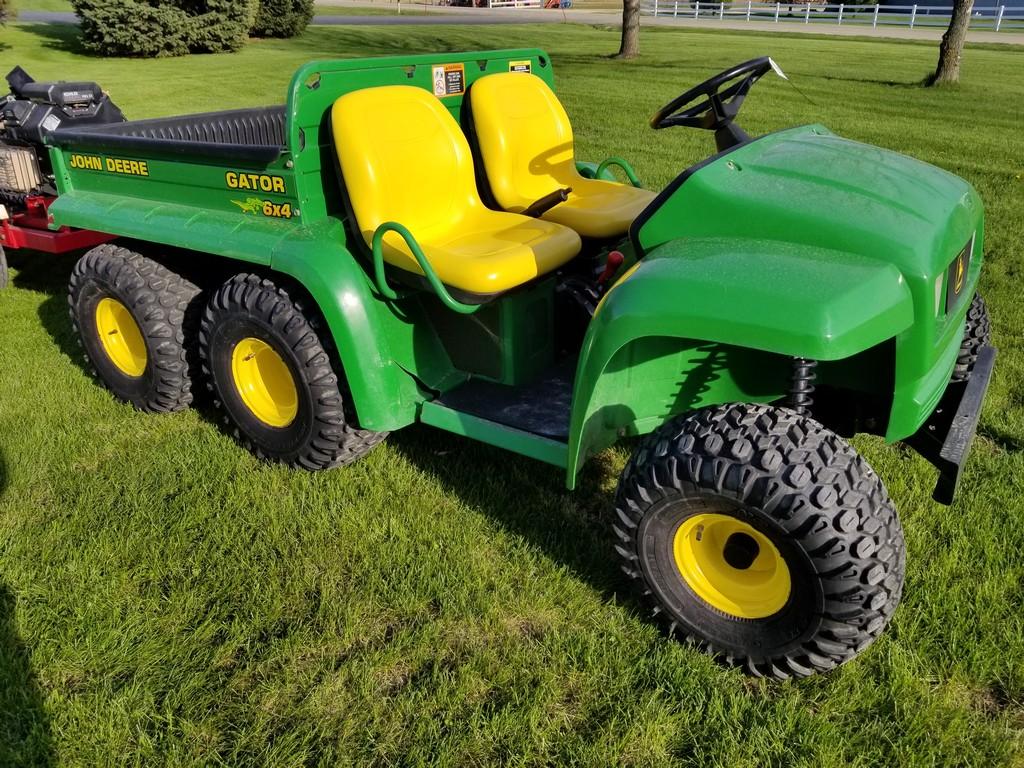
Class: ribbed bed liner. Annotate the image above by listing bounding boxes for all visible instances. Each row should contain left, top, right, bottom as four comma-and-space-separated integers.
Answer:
48, 106, 287, 165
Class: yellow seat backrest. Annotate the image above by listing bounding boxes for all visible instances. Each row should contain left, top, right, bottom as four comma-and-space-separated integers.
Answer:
331, 85, 483, 241
470, 72, 580, 211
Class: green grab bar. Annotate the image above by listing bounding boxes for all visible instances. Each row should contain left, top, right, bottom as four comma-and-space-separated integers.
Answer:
595, 156, 642, 188
371, 221, 481, 315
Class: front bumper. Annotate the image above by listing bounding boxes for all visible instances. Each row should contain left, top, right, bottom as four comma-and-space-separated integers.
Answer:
905, 345, 997, 504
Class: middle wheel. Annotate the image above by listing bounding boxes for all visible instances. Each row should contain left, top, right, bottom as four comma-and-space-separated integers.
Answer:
200, 273, 385, 469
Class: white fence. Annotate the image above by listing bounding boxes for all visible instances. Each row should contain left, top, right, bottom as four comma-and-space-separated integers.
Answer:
644, 1, 1024, 30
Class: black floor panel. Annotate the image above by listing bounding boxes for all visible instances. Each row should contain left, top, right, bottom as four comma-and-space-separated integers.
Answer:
437, 357, 576, 440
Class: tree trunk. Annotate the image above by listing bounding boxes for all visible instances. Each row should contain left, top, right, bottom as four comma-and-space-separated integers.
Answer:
617, 0, 640, 59
932, 0, 975, 85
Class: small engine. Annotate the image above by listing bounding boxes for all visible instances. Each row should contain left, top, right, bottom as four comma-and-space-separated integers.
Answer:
0, 66, 125, 204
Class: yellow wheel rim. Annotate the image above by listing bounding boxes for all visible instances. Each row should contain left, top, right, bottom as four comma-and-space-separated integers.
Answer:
673, 513, 791, 619
230, 337, 298, 428
95, 297, 147, 377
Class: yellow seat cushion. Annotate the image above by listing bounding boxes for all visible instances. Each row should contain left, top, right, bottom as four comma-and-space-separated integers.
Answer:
469, 72, 657, 239
331, 84, 581, 295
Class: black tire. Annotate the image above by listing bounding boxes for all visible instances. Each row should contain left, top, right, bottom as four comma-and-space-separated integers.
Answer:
199, 273, 386, 469
614, 403, 905, 679
68, 244, 201, 412
952, 293, 990, 383
0, 245, 8, 289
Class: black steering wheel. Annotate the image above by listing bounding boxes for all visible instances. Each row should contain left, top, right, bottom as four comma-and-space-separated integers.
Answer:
649, 57, 773, 148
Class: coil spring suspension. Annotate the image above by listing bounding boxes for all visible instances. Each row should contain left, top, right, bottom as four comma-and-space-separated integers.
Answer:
788, 357, 817, 416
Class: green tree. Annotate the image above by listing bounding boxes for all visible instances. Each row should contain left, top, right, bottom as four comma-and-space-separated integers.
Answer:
71, 0, 258, 57
250, 0, 314, 38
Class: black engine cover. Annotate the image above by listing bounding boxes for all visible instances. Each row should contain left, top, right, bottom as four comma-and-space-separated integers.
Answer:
2, 66, 124, 146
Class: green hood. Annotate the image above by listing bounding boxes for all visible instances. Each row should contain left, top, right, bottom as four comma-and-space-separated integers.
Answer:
634, 125, 982, 283
625, 124, 984, 445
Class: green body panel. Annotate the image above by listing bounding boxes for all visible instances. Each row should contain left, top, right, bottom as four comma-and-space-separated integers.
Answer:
48, 151, 300, 233
564, 241, 914, 486
570, 335, 791, 482
412, 276, 557, 386
263, 219, 460, 432
283, 51, 555, 225
46, 189, 287, 267
420, 401, 568, 467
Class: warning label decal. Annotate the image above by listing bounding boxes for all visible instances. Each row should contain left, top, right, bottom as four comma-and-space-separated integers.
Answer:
509, 60, 532, 73
432, 63, 466, 97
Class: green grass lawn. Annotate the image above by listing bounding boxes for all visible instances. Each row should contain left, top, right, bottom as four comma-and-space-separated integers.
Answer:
11, 0, 72, 12
0, 19, 1022, 767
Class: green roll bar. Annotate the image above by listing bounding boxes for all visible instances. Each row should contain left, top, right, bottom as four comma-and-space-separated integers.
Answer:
595, 157, 642, 188
371, 222, 481, 314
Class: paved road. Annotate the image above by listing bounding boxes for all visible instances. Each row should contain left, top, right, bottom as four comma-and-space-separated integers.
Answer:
16, 8, 1024, 44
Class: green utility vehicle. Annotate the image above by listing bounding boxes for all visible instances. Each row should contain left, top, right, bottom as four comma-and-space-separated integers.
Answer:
46, 52, 994, 679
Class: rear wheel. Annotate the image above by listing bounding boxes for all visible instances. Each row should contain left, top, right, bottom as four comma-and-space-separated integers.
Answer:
0, 245, 8, 288
614, 403, 905, 679
68, 244, 201, 412
199, 273, 385, 468
952, 293, 990, 383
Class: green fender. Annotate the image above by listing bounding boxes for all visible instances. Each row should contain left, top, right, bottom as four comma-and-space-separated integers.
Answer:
268, 218, 439, 433
564, 236, 915, 488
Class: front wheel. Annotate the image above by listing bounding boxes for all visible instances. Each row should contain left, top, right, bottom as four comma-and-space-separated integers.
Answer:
614, 403, 905, 679
952, 293, 990, 383
199, 273, 386, 469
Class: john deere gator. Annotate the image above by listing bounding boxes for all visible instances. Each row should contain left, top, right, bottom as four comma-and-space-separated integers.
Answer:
38, 52, 994, 678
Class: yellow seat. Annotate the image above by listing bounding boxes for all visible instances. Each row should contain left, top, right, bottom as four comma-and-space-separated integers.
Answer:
331, 85, 581, 296
469, 72, 657, 240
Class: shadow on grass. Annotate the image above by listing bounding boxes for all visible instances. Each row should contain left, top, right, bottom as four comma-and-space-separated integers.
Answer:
0, 587, 52, 768
37, 291, 91, 384
21, 251, 92, 385
11, 23, 86, 55
977, 424, 1024, 453
0, 452, 54, 767
6, 249, 74, 297
7, 248, 84, 379
817, 72, 929, 88
389, 424, 636, 605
